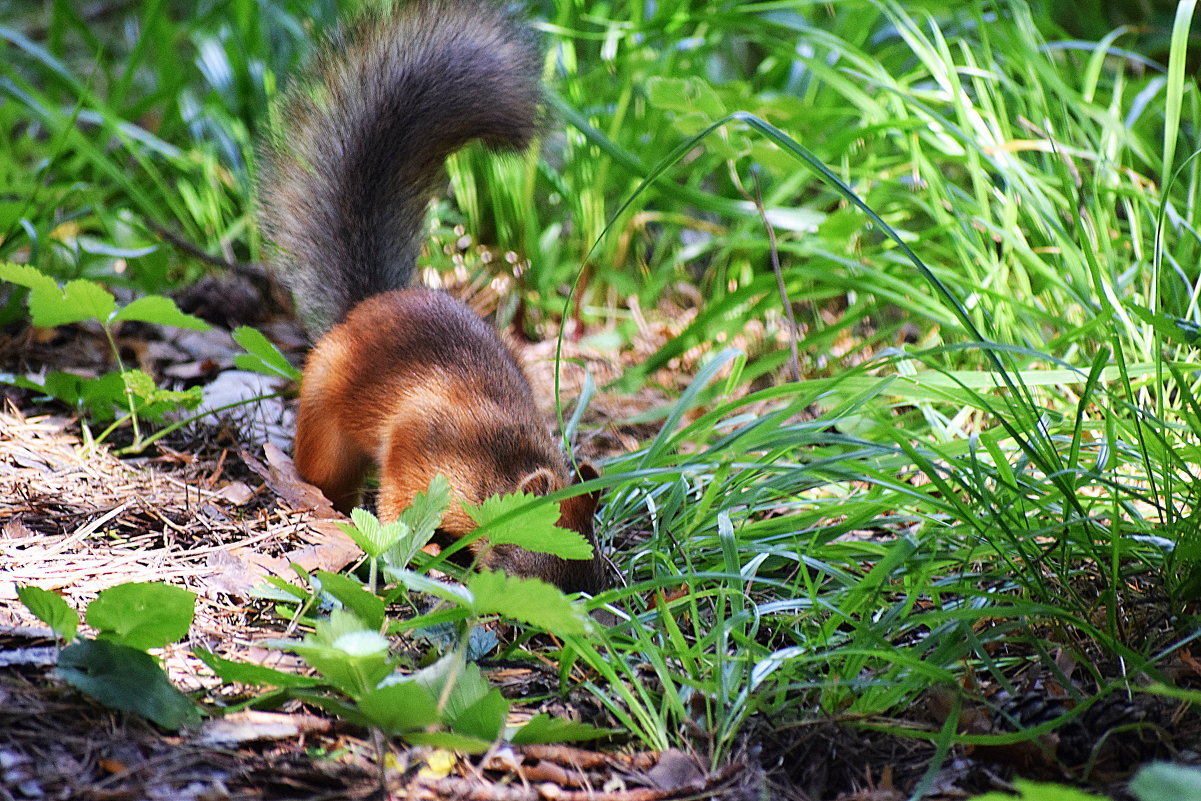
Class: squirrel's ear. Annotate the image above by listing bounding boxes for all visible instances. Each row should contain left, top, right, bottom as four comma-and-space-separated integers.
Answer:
518, 467, 558, 496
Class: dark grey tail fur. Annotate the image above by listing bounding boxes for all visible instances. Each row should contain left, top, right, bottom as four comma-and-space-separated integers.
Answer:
258, 0, 543, 332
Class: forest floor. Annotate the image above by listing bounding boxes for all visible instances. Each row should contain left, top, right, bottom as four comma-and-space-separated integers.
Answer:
1, 280, 1197, 801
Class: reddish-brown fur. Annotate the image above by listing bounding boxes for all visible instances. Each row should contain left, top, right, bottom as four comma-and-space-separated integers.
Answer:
293, 289, 608, 594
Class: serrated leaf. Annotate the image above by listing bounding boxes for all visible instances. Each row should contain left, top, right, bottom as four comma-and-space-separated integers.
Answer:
386, 474, 452, 568
17, 585, 78, 641
118, 370, 203, 419
463, 492, 593, 559
232, 326, 301, 381
86, 582, 195, 650
113, 295, 209, 330
193, 647, 322, 688
509, 713, 616, 745
409, 653, 489, 718
58, 639, 201, 730
66, 279, 117, 321
22, 276, 115, 326
468, 570, 587, 635
0, 262, 59, 294
358, 679, 441, 734
338, 507, 408, 559
314, 570, 386, 631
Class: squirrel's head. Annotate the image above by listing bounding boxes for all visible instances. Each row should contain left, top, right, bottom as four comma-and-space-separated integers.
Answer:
491, 463, 609, 595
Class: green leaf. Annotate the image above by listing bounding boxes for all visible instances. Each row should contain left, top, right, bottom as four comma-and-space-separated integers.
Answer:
403, 730, 493, 753
446, 687, 508, 742
357, 679, 441, 734
193, 647, 323, 688
415, 652, 488, 714
232, 326, 302, 381
17, 585, 78, 641
386, 474, 452, 568
510, 713, 616, 745
1131, 763, 1201, 801
468, 570, 587, 635
86, 582, 195, 650
314, 570, 386, 631
58, 639, 201, 730
121, 369, 203, 417
275, 610, 392, 698
16, 273, 116, 327
113, 295, 209, 330
968, 779, 1108, 801
338, 507, 408, 560
385, 568, 474, 607
3, 370, 128, 421
462, 492, 593, 559
0, 262, 59, 295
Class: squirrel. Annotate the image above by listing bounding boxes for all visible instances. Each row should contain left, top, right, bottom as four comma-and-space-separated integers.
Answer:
257, 0, 609, 595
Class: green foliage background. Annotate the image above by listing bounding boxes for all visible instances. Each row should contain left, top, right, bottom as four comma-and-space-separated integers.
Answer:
3, 0, 1200, 791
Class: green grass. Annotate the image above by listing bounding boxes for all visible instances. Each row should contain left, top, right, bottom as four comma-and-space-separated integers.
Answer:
3, 0, 1200, 792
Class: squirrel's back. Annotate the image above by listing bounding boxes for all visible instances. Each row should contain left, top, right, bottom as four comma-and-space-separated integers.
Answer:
258, 0, 543, 331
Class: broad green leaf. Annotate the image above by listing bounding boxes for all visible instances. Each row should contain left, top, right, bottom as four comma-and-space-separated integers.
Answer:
17, 585, 78, 641
86, 582, 195, 650
16, 273, 116, 327
4, 371, 128, 421
445, 687, 508, 742
358, 679, 441, 734
462, 492, 593, 559
61, 279, 117, 323
415, 653, 488, 716
193, 647, 322, 688
0, 262, 58, 295
1131, 763, 1201, 801
510, 713, 616, 745
114, 295, 209, 330
232, 326, 302, 381
314, 570, 386, 631
468, 570, 587, 635
58, 639, 200, 730
283, 640, 391, 698
275, 611, 391, 697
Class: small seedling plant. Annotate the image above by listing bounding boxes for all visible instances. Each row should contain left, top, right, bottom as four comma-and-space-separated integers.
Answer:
17, 479, 612, 753
199, 475, 613, 750
0, 262, 208, 450
0, 262, 302, 451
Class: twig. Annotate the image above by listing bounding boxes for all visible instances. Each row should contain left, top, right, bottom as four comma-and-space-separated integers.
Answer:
143, 218, 268, 281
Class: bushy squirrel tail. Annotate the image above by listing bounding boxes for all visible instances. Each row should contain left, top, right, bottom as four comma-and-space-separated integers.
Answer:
258, 0, 543, 332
